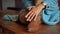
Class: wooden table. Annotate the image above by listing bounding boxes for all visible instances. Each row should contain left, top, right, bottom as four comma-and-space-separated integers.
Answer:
0, 10, 60, 34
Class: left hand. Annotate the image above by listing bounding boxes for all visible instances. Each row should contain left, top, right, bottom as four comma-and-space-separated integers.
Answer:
25, 4, 45, 21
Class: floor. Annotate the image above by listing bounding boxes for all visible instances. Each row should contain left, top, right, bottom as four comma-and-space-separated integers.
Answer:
0, 10, 60, 34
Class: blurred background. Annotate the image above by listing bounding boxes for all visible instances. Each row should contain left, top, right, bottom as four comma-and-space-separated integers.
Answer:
0, 0, 60, 10
0, 0, 60, 34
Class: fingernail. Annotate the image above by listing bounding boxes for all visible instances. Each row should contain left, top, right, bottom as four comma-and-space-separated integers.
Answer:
27, 19, 29, 21
25, 16, 27, 18
29, 20, 31, 21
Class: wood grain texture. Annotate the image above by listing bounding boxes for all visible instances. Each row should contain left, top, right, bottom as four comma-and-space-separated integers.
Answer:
0, 10, 60, 34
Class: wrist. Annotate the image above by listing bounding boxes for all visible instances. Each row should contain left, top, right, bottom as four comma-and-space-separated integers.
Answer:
36, 4, 45, 9
36, 2, 48, 9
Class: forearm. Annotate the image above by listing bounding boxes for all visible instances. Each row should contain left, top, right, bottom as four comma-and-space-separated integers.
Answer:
42, 0, 59, 25
22, 0, 33, 7
22, 0, 44, 8
35, 0, 43, 6
35, 3, 45, 11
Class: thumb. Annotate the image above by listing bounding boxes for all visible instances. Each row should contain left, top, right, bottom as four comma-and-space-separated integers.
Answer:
27, 6, 35, 10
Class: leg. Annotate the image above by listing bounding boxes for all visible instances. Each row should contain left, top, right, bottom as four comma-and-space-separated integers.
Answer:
27, 14, 42, 32
19, 12, 29, 25
19, 12, 42, 32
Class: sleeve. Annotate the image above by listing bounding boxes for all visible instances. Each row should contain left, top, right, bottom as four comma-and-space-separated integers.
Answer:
41, 0, 59, 25
22, 0, 34, 7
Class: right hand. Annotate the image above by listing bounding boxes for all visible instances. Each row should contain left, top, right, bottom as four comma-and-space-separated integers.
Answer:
27, 6, 35, 10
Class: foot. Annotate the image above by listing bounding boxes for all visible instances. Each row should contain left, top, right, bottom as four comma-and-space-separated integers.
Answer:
27, 15, 41, 32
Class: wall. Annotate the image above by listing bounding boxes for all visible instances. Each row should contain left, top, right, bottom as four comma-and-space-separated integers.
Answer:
0, 0, 2, 10
1, 0, 60, 10
15, 0, 23, 8
58, 0, 60, 10
2, 0, 15, 10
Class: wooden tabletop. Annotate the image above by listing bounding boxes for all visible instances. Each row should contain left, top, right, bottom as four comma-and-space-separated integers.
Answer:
0, 10, 60, 34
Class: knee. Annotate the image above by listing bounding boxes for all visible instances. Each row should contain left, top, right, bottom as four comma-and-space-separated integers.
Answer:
43, 21, 59, 25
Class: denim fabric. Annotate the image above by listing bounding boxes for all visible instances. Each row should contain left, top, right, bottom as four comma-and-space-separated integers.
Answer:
59, 11, 60, 22
22, 0, 35, 7
21, 0, 59, 25
23, 0, 60, 25
42, 0, 59, 25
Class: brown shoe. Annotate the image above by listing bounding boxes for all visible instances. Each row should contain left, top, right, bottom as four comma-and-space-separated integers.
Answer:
27, 15, 42, 32
19, 12, 42, 32
19, 12, 29, 25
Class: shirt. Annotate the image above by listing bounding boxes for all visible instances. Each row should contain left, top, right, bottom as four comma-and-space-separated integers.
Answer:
22, 0, 59, 25
3, 0, 59, 25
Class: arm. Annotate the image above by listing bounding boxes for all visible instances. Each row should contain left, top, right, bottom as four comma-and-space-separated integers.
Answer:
35, 0, 43, 5
42, 0, 59, 25
22, 0, 43, 9
22, 0, 33, 7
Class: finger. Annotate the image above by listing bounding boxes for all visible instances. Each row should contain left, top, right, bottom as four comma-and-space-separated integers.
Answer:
28, 7, 32, 10
28, 6, 35, 10
29, 13, 35, 21
34, 14, 38, 21
27, 11, 34, 21
25, 10, 32, 18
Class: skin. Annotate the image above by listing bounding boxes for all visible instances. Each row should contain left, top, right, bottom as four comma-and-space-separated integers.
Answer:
25, 3, 45, 22
35, 0, 43, 5
27, 0, 43, 10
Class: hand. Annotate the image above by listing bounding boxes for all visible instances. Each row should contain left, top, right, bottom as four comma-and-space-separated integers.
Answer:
25, 4, 45, 21
27, 6, 35, 10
